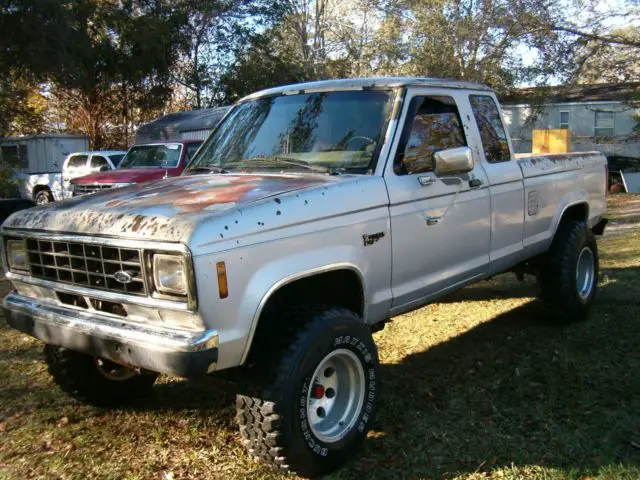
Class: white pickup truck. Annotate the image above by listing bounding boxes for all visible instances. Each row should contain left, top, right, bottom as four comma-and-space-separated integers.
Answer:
19, 150, 126, 205
1, 78, 607, 477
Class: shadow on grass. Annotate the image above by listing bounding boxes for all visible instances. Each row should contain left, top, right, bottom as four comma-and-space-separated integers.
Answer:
438, 278, 540, 303
336, 267, 640, 479
1, 267, 638, 479
127, 378, 236, 415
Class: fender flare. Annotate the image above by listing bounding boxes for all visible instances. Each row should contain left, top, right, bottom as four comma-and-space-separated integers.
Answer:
238, 262, 367, 364
550, 198, 590, 242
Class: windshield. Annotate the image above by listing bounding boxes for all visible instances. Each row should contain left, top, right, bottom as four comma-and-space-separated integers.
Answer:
119, 144, 183, 169
187, 90, 393, 174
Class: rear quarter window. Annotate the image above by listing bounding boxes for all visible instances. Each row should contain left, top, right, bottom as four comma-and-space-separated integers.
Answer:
469, 95, 511, 163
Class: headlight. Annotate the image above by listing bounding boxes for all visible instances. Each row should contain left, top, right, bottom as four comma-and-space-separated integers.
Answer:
153, 254, 187, 296
7, 239, 28, 272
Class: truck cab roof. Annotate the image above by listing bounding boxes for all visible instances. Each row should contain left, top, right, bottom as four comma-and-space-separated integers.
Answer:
240, 76, 493, 102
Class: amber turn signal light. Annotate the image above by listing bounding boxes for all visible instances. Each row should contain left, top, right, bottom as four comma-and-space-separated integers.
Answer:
216, 261, 228, 299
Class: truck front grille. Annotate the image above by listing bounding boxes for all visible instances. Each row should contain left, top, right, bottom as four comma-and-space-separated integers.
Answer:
72, 184, 115, 196
25, 239, 146, 296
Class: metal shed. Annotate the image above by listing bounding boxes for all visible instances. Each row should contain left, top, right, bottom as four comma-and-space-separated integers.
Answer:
0, 134, 89, 174
134, 106, 229, 145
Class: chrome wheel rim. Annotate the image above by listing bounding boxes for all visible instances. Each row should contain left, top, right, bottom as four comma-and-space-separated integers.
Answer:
35, 193, 50, 205
96, 358, 137, 381
306, 348, 365, 444
576, 246, 595, 299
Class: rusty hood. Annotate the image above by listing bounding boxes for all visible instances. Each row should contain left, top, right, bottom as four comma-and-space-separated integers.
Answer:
2, 174, 336, 242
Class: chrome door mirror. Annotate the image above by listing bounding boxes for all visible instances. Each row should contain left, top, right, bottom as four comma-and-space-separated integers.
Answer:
434, 147, 473, 176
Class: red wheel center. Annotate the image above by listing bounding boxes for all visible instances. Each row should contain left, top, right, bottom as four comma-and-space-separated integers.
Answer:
313, 384, 325, 399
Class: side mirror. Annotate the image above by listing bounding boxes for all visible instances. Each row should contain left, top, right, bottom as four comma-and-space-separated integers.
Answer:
99, 165, 110, 172
434, 147, 473, 176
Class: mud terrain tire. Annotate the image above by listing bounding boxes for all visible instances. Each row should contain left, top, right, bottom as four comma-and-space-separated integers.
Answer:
539, 220, 599, 321
236, 306, 379, 477
44, 346, 158, 407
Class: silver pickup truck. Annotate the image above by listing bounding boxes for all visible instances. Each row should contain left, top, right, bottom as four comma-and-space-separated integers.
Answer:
1, 78, 607, 477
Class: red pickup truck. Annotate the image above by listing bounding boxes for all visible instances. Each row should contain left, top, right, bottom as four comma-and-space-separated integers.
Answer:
70, 140, 202, 196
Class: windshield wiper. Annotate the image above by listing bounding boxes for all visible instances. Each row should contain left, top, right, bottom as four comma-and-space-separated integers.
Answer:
187, 165, 230, 175
231, 156, 340, 175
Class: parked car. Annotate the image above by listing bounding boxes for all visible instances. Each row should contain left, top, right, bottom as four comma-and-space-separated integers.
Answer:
1, 77, 608, 477
70, 141, 202, 196
21, 150, 126, 205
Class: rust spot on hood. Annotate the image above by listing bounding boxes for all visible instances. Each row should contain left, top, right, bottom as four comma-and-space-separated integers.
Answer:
2, 173, 337, 242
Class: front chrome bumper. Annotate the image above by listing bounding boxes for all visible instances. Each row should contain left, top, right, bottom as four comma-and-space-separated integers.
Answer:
3, 293, 218, 377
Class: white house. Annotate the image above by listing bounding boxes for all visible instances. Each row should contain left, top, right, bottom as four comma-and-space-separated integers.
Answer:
500, 83, 640, 157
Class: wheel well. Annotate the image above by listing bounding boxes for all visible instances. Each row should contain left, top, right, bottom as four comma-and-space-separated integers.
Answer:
549, 202, 589, 247
559, 203, 589, 226
32, 185, 52, 198
244, 269, 365, 364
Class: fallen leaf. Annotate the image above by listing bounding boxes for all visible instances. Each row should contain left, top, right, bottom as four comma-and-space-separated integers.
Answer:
57, 417, 69, 428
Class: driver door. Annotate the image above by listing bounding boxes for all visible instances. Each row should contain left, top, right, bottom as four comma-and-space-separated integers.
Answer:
384, 88, 491, 311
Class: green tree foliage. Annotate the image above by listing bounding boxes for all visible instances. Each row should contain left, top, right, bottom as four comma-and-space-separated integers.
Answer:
216, 26, 310, 103
571, 27, 640, 84
0, 0, 187, 148
1, 0, 639, 148
0, 72, 48, 138
171, 0, 286, 109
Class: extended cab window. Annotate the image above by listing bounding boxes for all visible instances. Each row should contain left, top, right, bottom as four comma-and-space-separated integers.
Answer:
469, 95, 511, 163
395, 96, 467, 175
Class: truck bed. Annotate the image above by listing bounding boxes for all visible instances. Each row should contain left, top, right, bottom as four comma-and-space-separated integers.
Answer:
514, 151, 607, 254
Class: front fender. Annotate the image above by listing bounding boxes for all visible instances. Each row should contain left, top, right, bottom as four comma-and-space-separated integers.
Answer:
237, 246, 366, 365
194, 243, 373, 370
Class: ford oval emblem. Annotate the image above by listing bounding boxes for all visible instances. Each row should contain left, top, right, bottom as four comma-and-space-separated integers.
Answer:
114, 270, 134, 284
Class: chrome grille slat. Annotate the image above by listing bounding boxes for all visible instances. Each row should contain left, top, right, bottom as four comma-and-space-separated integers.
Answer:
26, 239, 146, 296
72, 184, 116, 196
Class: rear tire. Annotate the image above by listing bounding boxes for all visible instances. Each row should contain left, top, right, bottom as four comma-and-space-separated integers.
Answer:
44, 346, 158, 407
34, 188, 53, 205
538, 220, 599, 321
235, 306, 379, 477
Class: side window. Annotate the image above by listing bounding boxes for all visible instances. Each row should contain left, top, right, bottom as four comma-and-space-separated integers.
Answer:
394, 96, 467, 175
90, 155, 110, 170
594, 111, 615, 137
469, 95, 511, 163
185, 143, 201, 162
1, 145, 28, 168
66, 154, 88, 169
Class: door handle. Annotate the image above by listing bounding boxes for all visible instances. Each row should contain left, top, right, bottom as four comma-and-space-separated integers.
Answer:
469, 178, 483, 188
426, 216, 441, 226
418, 176, 435, 186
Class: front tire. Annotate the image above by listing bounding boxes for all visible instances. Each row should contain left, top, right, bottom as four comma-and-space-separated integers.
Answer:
236, 307, 379, 477
538, 220, 599, 321
44, 346, 158, 407
34, 189, 53, 205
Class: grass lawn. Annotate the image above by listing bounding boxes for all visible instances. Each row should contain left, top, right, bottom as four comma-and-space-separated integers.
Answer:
1, 195, 639, 480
